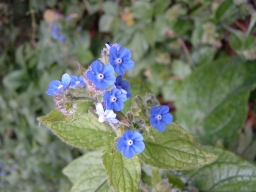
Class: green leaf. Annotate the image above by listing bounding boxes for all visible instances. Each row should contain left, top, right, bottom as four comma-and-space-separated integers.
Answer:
153, 0, 170, 15
152, 168, 161, 188
127, 32, 149, 61
215, 0, 234, 20
15, 45, 26, 68
154, 15, 169, 42
102, 1, 119, 16
172, 60, 192, 80
174, 57, 256, 145
70, 165, 112, 192
183, 146, 256, 191
63, 150, 103, 183
3, 70, 28, 91
166, 173, 185, 189
102, 135, 141, 192
37, 45, 56, 69
38, 101, 112, 149
191, 46, 216, 65
99, 14, 114, 32
140, 123, 218, 170
247, 12, 256, 35
130, 1, 154, 20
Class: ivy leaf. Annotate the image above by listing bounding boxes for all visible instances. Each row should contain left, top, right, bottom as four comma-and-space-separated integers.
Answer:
70, 165, 112, 192
63, 150, 103, 183
182, 146, 256, 191
175, 58, 256, 145
102, 135, 141, 192
38, 101, 112, 148
140, 123, 218, 170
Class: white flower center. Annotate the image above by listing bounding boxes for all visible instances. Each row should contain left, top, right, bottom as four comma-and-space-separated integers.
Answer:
110, 96, 117, 102
58, 84, 63, 89
127, 139, 133, 146
156, 114, 162, 120
97, 73, 104, 79
75, 81, 80, 85
116, 58, 122, 64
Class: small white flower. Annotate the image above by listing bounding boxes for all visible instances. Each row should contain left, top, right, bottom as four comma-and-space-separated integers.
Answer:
96, 103, 119, 124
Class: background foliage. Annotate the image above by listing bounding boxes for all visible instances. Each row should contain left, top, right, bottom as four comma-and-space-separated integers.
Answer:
1, 0, 256, 191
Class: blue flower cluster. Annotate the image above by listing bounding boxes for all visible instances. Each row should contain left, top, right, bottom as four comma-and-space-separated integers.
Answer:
46, 74, 84, 96
51, 24, 65, 43
85, 43, 134, 112
45, 43, 173, 159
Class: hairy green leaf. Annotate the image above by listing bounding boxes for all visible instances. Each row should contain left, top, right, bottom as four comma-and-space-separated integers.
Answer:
175, 58, 256, 145
183, 146, 256, 191
63, 150, 103, 183
140, 123, 218, 170
71, 165, 112, 192
103, 135, 141, 192
38, 101, 112, 148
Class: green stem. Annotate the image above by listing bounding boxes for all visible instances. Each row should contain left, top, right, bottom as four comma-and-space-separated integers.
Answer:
178, 37, 196, 69
29, 0, 37, 46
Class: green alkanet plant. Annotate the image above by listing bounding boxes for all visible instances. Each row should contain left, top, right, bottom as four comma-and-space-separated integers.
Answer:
38, 43, 218, 192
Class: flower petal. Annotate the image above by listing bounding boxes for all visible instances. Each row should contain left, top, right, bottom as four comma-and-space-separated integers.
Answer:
103, 91, 111, 102
162, 113, 173, 124
103, 64, 114, 74
132, 141, 145, 153
105, 110, 116, 119
113, 101, 123, 111
61, 73, 71, 86
96, 103, 104, 116
46, 89, 55, 96
86, 71, 96, 82
107, 118, 119, 124
49, 80, 61, 89
117, 137, 127, 152
159, 105, 170, 114
122, 60, 134, 70
119, 48, 131, 59
115, 65, 125, 75
150, 106, 159, 115
155, 121, 166, 132
150, 117, 159, 128
115, 75, 123, 85
109, 46, 118, 58
120, 80, 130, 91
130, 131, 144, 141
91, 60, 102, 73
123, 146, 135, 158
106, 101, 114, 110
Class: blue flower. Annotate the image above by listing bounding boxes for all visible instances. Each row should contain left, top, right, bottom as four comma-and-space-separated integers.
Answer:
46, 73, 71, 96
58, 34, 65, 43
115, 75, 132, 98
103, 88, 127, 111
108, 46, 135, 75
117, 130, 145, 158
96, 103, 119, 124
150, 105, 173, 131
51, 24, 65, 43
70, 75, 85, 87
86, 60, 116, 89
51, 24, 60, 40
